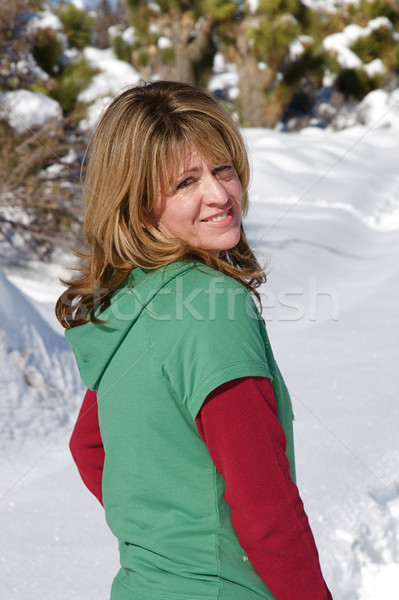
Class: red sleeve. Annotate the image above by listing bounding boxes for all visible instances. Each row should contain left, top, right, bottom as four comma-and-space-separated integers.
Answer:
69, 389, 104, 506
195, 377, 333, 600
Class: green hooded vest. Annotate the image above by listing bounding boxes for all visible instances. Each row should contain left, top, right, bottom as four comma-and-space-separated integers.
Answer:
67, 260, 296, 600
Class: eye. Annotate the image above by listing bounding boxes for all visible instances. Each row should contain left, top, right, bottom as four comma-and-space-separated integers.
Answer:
213, 164, 235, 177
176, 177, 194, 190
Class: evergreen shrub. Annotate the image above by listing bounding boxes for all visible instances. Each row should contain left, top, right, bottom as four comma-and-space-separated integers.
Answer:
351, 26, 399, 71
111, 35, 131, 62
57, 3, 94, 49
32, 27, 63, 75
51, 58, 96, 113
335, 67, 382, 99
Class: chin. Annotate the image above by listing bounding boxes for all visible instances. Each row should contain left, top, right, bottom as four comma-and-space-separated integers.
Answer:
208, 238, 241, 255
221, 230, 241, 251
195, 227, 241, 255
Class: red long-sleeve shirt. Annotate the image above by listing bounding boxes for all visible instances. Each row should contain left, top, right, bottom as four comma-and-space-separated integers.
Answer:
70, 388, 104, 505
70, 378, 332, 600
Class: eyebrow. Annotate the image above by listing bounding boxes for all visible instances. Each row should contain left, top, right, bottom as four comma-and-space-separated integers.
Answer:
177, 166, 202, 178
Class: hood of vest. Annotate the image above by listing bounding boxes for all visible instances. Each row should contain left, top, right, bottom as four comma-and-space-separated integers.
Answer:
66, 261, 194, 391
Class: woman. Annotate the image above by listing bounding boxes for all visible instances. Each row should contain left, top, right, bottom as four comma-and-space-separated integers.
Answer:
56, 81, 332, 600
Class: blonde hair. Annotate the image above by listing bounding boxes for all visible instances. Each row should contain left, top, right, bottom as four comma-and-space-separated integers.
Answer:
56, 81, 266, 328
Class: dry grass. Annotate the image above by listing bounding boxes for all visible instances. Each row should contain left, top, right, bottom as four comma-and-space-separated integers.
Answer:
0, 117, 87, 260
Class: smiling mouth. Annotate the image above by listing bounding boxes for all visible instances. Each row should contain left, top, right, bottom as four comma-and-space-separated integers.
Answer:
202, 209, 230, 223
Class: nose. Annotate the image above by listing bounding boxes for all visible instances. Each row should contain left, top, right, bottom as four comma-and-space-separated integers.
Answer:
202, 171, 229, 206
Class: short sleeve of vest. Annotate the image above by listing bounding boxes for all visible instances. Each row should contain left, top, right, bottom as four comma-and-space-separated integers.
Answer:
147, 266, 272, 419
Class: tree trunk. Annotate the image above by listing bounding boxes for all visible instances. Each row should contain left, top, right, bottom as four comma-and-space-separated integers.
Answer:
236, 51, 266, 126
263, 82, 293, 128
236, 20, 291, 126
170, 11, 214, 84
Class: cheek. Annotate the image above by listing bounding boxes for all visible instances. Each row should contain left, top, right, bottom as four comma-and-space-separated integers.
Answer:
171, 196, 202, 226
231, 179, 242, 203
153, 196, 179, 228
157, 201, 197, 236
233, 186, 243, 227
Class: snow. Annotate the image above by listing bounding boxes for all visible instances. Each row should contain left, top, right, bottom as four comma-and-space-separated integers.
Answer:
208, 70, 240, 101
356, 88, 399, 130
71, 0, 85, 10
323, 27, 364, 69
289, 34, 314, 60
122, 26, 136, 45
1, 113, 399, 598
247, 0, 259, 12
208, 57, 240, 102
0, 90, 62, 134
303, 0, 352, 11
368, 16, 393, 32
25, 9, 64, 34
13, 51, 50, 83
158, 36, 173, 49
360, 564, 399, 600
108, 24, 135, 46
78, 95, 112, 132
24, 8, 68, 58
213, 52, 226, 74
108, 24, 124, 40
323, 18, 394, 71
363, 57, 386, 77
77, 47, 141, 104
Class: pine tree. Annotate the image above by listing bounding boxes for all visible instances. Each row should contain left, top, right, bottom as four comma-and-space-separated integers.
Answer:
218, 0, 329, 127
124, 0, 235, 85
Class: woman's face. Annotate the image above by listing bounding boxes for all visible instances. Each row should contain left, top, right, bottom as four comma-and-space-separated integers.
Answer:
152, 148, 242, 255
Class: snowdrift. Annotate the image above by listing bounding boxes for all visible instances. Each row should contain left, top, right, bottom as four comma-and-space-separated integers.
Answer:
1, 122, 399, 599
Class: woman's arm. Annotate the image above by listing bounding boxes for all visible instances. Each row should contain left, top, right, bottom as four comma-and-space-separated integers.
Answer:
69, 388, 104, 506
196, 377, 333, 600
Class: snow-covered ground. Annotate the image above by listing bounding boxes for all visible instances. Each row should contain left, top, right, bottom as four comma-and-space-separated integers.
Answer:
1, 115, 399, 598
